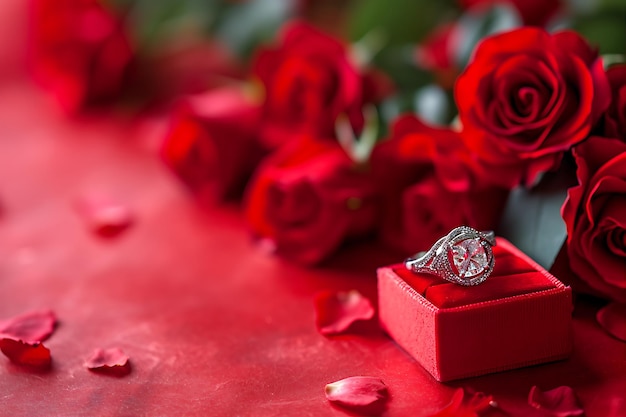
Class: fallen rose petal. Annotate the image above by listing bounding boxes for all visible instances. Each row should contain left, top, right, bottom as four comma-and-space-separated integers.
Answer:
325, 376, 388, 415
85, 348, 131, 376
314, 290, 375, 335
429, 388, 495, 417
528, 386, 584, 417
597, 303, 626, 342
77, 197, 133, 238
464, 390, 494, 413
0, 310, 57, 343
0, 338, 52, 369
429, 388, 463, 417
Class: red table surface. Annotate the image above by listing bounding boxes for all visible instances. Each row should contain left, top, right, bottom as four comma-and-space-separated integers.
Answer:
1, 5, 625, 417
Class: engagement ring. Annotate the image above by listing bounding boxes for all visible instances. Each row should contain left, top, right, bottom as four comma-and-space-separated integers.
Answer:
404, 226, 496, 286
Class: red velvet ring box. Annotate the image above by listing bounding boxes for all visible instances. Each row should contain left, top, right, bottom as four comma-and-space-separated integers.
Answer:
378, 237, 572, 382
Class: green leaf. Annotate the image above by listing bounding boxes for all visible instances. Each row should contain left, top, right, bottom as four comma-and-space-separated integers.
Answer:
213, 0, 295, 59
121, 0, 222, 51
572, 9, 626, 55
348, 0, 457, 45
599, 0, 626, 8
452, 4, 521, 69
499, 166, 576, 269
603, 54, 626, 68
371, 46, 434, 91
414, 84, 450, 126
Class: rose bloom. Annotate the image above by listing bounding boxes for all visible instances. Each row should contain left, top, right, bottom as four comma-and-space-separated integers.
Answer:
398, 177, 508, 254
29, 0, 134, 112
161, 87, 263, 202
455, 28, 611, 188
253, 21, 391, 148
604, 64, 626, 140
562, 136, 626, 302
370, 115, 508, 254
244, 136, 378, 265
458, 0, 561, 26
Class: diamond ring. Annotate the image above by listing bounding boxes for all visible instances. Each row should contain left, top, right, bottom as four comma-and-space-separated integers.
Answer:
404, 226, 496, 286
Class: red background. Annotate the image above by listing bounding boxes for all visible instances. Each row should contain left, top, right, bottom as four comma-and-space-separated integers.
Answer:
0, 1, 625, 416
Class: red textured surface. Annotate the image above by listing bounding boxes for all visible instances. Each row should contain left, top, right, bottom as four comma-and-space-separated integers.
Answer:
1, 3, 626, 416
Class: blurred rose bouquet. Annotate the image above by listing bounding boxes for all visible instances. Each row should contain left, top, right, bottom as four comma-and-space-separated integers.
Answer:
29, 0, 135, 112
28, 0, 626, 302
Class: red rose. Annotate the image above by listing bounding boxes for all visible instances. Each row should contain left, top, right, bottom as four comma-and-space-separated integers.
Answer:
562, 136, 626, 302
455, 28, 611, 187
415, 23, 459, 89
161, 87, 263, 201
244, 136, 378, 264
458, 0, 561, 26
416, 24, 456, 71
401, 177, 509, 253
370, 115, 508, 253
604, 64, 626, 140
253, 21, 390, 148
29, 0, 134, 112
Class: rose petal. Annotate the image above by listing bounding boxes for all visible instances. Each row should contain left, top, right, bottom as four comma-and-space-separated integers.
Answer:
597, 302, 626, 342
0, 338, 52, 369
314, 290, 375, 336
528, 386, 584, 417
464, 390, 495, 413
415, 23, 456, 72
429, 388, 464, 417
429, 388, 495, 417
0, 310, 57, 343
325, 376, 388, 414
85, 348, 131, 376
77, 197, 133, 238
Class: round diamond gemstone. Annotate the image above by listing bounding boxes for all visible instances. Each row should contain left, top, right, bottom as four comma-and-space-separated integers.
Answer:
448, 238, 488, 279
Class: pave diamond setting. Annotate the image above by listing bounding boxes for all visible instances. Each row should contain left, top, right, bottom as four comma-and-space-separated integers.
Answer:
405, 226, 496, 286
